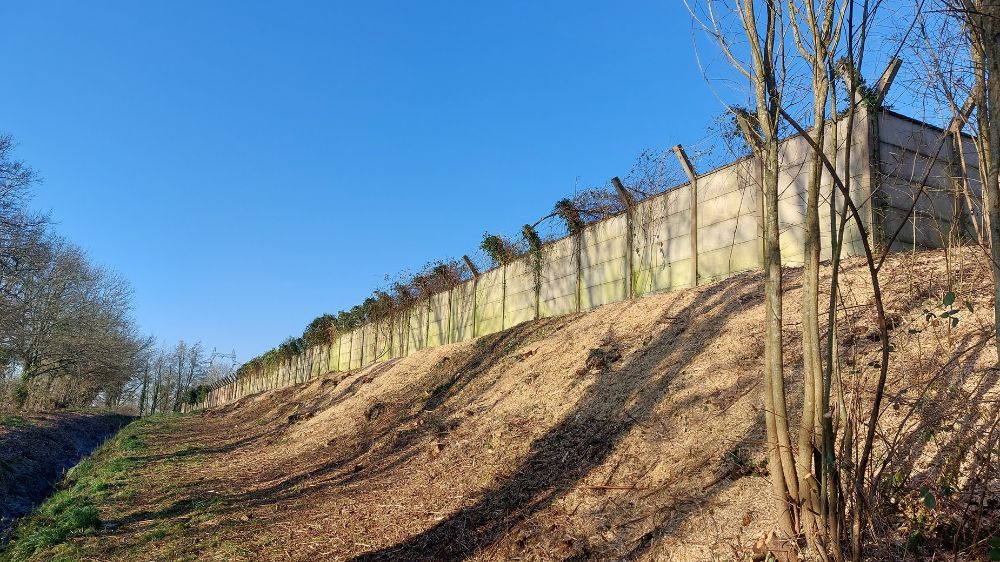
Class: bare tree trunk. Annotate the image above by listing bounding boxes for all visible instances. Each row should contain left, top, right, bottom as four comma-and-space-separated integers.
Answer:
138, 366, 149, 416
737, 0, 801, 539
980, 4, 1000, 363
151, 366, 161, 415
957, 0, 1000, 361
762, 136, 801, 537
798, 66, 831, 551
973, 45, 994, 242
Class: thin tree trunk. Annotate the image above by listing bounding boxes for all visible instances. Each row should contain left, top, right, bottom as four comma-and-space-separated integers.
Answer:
981, 3, 1000, 364
798, 70, 829, 548
138, 366, 149, 416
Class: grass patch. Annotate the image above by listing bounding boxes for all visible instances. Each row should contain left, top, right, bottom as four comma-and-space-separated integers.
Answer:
2, 490, 101, 560
140, 521, 184, 543
118, 433, 147, 453
0, 420, 150, 561
0, 414, 31, 428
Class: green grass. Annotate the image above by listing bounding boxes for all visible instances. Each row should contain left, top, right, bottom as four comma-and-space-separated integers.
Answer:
0, 415, 216, 562
0, 414, 31, 428
0, 420, 151, 562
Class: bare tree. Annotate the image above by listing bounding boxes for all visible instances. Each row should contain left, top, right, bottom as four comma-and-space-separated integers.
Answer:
942, 0, 1000, 355
787, 0, 845, 554
687, 0, 801, 546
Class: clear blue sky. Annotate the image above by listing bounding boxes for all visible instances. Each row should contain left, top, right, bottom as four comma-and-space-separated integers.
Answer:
0, 2, 810, 360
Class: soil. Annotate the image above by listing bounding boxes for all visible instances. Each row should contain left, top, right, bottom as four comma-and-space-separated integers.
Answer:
0, 411, 132, 537
15, 248, 1000, 560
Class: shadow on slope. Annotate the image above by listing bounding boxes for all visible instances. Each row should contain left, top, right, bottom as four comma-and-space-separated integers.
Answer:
349, 272, 764, 560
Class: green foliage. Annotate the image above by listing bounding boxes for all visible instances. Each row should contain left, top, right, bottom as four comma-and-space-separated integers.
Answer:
918, 485, 936, 508
522, 224, 544, 290
728, 105, 763, 151
522, 224, 542, 253
183, 384, 211, 406
1, 421, 148, 560
988, 536, 1000, 560
6, 495, 100, 559
302, 314, 338, 347
480, 232, 521, 266
553, 198, 584, 234
0, 414, 30, 427
12, 380, 29, 409
277, 337, 303, 359
942, 291, 955, 307
923, 291, 965, 329
835, 56, 882, 112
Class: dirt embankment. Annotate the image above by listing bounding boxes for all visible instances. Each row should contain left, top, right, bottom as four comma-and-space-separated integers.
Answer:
0, 411, 132, 536
4, 249, 1000, 561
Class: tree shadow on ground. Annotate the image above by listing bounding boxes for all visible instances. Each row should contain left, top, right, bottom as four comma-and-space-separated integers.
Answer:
189, 318, 574, 515
347, 271, 764, 561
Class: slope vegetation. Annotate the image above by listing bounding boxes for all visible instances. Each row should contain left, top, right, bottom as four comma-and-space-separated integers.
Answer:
0, 411, 132, 538
4, 249, 999, 561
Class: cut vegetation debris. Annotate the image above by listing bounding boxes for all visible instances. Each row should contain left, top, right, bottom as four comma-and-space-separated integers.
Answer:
3, 249, 999, 561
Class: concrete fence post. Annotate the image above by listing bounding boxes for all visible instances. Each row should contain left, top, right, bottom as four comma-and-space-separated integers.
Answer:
500, 264, 507, 330
672, 145, 699, 286
575, 232, 583, 312
347, 330, 353, 370
359, 325, 366, 367
611, 177, 637, 299
403, 309, 411, 356
463, 255, 479, 339
447, 285, 457, 343
424, 298, 431, 349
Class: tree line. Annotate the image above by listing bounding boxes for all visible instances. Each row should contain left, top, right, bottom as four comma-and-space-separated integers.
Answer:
0, 135, 227, 413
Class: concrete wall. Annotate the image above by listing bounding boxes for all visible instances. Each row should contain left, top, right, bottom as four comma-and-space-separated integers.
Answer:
407, 302, 428, 355
198, 108, 973, 410
390, 313, 408, 359
876, 111, 982, 251
338, 332, 352, 372
539, 236, 578, 317
427, 292, 450, 347
775, 115, 872, 265
475, 267, 504, 336
633, 183, 694, 294
581, 214, 628, 309
503, 258, 536, 327
451, 281, 476, 341
696, 161, 763, 281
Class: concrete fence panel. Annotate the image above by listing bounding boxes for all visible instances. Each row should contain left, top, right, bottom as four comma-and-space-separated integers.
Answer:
389, 313, 408, 359
427, 291, 451, 347
475, 267, 504, 336
503, 257, 536, 327
696, 161, 762, 281
633, 184, 693, 295
450, 280, 476, 342
338, 332, 352, 372
539, 235, 578, 317
580, 214, 628, 310
407, 302, 429, 355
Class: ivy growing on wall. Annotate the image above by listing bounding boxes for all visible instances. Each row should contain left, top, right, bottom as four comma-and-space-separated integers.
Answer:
480, 232, 521, 267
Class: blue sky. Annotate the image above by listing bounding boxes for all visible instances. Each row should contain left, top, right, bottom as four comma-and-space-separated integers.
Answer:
0, 1, 908, 360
